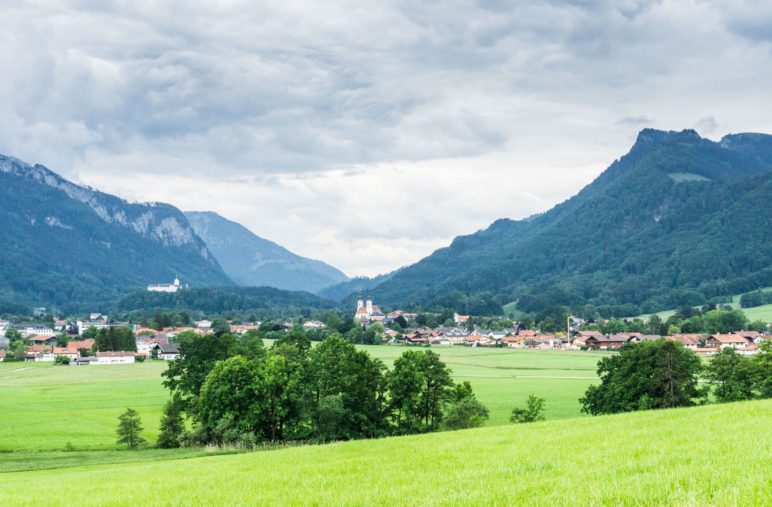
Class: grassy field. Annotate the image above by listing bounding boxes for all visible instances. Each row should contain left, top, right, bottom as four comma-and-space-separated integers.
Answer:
634, 287, 772, 322
1, 399, 769, 506
0, 347, 603, 452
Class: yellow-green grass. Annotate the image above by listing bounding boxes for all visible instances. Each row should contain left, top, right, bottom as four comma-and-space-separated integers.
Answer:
0, 348, 602, 452
635, 287, 772, 322
1, 400, 769, 506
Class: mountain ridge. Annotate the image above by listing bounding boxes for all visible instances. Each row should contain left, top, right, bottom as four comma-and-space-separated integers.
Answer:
185, 211, 349, 293
363, 129, 772, 316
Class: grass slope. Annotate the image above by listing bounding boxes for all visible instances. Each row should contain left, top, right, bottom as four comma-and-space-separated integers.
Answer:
634, 287, 772, 322
0, 348, 603, 452
1, 400, 769, 506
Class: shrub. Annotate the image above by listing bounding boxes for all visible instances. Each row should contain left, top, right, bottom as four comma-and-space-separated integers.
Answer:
442, 398, 490, 430
510, 395, 546, 423
54, 355, 71, 365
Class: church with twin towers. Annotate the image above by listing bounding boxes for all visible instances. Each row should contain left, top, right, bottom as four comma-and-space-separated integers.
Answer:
354, 294, 385, 323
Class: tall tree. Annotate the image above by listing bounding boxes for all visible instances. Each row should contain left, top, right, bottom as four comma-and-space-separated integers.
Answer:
116, 408, 146, 450
706, 348, 755, 402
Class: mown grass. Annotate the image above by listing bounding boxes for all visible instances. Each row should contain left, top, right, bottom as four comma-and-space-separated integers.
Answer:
0, 348, 602, 453
1, 400, 769, 506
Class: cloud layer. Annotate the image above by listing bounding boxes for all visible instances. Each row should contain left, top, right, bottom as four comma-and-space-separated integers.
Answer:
2, 1, 771, 276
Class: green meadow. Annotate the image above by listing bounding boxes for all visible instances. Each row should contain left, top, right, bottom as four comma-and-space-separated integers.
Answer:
0, 347, 603, 452
1, 399, 769, 506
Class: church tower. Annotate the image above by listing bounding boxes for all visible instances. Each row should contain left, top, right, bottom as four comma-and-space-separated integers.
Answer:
357, 294, 364, 310
366, 295, 373, 315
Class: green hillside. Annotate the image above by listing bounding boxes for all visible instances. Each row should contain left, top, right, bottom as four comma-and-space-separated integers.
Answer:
368, 129, 772, 316
1, 399, 769, 505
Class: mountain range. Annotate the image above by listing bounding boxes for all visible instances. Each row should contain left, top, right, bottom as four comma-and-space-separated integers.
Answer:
184, 211, 348, 294
0, 155, 234, 313
364, 129, 772, 316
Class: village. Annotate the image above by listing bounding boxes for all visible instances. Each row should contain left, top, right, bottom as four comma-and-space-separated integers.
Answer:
0, 294, 767, 364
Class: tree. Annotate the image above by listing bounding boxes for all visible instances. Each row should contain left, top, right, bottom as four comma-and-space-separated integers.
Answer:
580, 340, 705, 415
9, 340, 27, 361
4, 328, 22, 342
706, 348, 755, 403
198, 356, 259, 443
442, 398, 490, 430
703, 309, 749, 334
162, 331, 237, 409
388, 350, 454, 434
54, 355, 71, 365
95, 327, 136, 352
510, 395, 546, 423
157, 399, 185, 448
751, 341, 772, 398
116, 408, 146, 449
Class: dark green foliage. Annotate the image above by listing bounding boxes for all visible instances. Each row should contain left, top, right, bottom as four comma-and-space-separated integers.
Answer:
706, 348, 756, 402
177, 332, 474, 446
510, 395, 546, 423
116, 408, 146, 450
580, 340, 705, 415
117, 287, 334, 315
739, 290, 772, 308
94, 327, 136, 352
752, 342, 772, 398
0, 155, 232, 313
162, 331, 237, 408
54, 355, 70, 365
157, 399, 185, 448
442, 398, 490, 430
388, 350, 455, 433
364, 130, 772, 315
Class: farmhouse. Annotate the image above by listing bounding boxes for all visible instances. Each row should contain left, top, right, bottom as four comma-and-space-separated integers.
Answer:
706, 334, 750, 349
665, 334, 702, 349
155, 342, 180, 360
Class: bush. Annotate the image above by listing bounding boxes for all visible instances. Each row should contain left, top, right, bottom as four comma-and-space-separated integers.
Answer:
54, 355, 71, 365
135, 354, 146, 363
510, 395, 546, 423
442, 398, 490, 430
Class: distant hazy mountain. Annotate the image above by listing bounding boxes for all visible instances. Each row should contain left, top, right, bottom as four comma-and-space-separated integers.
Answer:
0, 154, 233, 313
366, 129, 772, 316
185, 211, 349, 293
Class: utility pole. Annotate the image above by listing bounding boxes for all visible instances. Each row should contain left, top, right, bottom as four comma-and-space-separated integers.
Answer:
566, 312, 571, 349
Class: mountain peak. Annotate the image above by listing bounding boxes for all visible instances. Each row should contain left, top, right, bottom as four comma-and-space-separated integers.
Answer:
634, 128, 702, 147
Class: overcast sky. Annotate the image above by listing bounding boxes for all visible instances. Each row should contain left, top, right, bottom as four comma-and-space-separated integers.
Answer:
2, 1, 772, 277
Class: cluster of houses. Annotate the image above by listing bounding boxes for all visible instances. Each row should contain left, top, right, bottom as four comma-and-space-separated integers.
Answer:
398, 327, 767, 355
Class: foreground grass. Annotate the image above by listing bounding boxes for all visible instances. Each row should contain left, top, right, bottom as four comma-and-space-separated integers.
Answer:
1, 400, 769, 506
0, 348, 602, 451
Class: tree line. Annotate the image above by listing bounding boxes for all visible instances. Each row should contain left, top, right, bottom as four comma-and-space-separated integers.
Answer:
157, 331, 490, 448
580, 339, 772, 415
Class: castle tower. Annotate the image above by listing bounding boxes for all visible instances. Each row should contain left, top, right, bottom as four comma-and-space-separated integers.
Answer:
174, 277, 180, 287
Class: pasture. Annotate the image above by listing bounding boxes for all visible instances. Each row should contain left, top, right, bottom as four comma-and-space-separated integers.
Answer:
0, 347, 602, 452
1, 399, 769, 506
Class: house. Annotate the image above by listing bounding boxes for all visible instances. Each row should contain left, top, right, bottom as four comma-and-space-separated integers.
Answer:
302, 320, 326, 330
665, 334, 703, 349
628, 334, 661, 343
503, 335, 526, 348
73, 356, 99, 366
155, 342, 180, 360
29, 335, 58, 347
94, 351, 136, 364
692, 347, 720, 356
12, 323, 56, 338
526, 334, 559, 349
734, 331, 763, 343
737, 343, 760, 356
706, 334, 750, 350
585, 335, 628, 350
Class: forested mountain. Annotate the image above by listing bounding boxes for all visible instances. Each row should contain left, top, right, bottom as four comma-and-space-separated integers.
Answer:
316, 271, 397, 301
0, 155, 233, 313
367, 129, 772, 316
117, 286, 335, 316
185, 211, 349, 293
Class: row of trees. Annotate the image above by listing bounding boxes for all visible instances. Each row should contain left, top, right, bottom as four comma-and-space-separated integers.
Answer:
158, 332, 489, 448
580, 340, 772, 415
